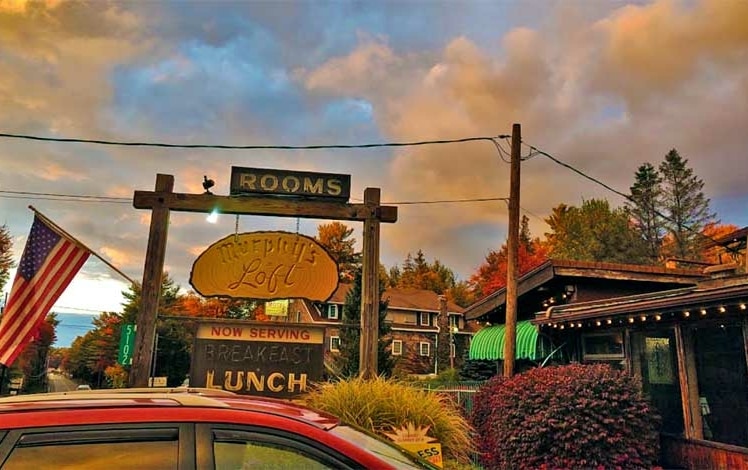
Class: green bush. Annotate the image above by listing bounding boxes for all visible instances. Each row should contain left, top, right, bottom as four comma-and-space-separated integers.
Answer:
303, 376, 474, 464
471, 364, 661, 469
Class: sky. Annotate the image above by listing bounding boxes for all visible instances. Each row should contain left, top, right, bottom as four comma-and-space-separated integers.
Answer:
1, 0, 747, 314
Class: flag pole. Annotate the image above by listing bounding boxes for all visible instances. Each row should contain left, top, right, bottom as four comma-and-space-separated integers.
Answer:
27, 206, 137, 287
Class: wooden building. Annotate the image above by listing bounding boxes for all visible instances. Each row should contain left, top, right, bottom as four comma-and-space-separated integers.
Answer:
287, 284, 470, 375
464, 236, 748, 468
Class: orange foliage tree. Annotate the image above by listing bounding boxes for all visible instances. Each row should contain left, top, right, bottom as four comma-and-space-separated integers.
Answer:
470, 216, 549, 298
700, 223, 740, 265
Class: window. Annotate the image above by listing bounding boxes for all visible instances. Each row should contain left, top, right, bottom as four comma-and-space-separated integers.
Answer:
330, 336, 341, 352
631, 329, 684, 435
2, 426, 180, 470
213, 429, 334, 470
582, 332, 625, 361
692, 322, 748, 447
211, 427, 350, 469
327, 304, 339, 320
391, 340, 402, 356
449, 314, 458, 330
419, 342, 430, 357
419, 312, 430, 326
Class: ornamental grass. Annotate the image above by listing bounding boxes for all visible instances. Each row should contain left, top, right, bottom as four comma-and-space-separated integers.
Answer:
303, 376, 474, 465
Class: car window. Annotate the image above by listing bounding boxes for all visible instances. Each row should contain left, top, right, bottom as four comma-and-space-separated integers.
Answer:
329, 425, 437, 469
211, 428, 347, 470
214, 441, 330, 470
1, 427, 179, 470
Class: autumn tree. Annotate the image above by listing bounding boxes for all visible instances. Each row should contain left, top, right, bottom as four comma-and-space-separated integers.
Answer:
15, 312, 58, 393
544, 199, 648, 265
316, 221, 361, 282
659, 149, 717, 261
627, 163, 666, 263
333, 267, 392, 378
394, 250, 456, 295
471, 216, 549, 298
174, 292, 264, 320
700, 223, 740, 266
65, 311, 122, 388
0, 224, 12, 293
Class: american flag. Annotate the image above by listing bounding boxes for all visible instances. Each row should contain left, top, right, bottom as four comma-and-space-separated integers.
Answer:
0, 215, 90, 366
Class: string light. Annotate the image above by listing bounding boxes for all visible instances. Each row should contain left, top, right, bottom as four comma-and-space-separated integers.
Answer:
700, 308, 707, 316
718, 306, 726, 313
655, 314, 662, 321
740, 303, 747, 310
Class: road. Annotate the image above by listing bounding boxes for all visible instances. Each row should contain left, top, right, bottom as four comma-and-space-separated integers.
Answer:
47, 372, 78, 392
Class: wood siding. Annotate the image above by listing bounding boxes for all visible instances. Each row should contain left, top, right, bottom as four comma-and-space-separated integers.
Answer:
661, 435, 748, 469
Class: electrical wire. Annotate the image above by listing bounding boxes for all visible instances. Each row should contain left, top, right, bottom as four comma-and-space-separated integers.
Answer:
385, 197, 509, 205
0, 131, 510, 150
524, 141, 737, 255
0, 190, 128, 201
1, 189, 510, 207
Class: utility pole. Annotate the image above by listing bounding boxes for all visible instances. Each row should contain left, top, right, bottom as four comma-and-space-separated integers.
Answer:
359, 188, 381, 379
129, 174, 172, 388
503, 123, 521, 377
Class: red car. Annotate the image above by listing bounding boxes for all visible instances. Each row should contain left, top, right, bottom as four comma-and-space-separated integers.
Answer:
0, 387, 437, 469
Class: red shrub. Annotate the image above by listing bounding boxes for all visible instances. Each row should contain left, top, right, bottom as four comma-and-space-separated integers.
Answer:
471, 364, 660, 470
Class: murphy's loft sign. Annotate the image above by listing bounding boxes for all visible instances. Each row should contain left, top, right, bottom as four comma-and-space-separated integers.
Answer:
230, 166, 351, 201
190, 231, 339, 301
190, 321, 325, 398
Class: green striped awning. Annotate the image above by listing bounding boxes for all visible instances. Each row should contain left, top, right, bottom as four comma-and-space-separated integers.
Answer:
469, 320, 540, 360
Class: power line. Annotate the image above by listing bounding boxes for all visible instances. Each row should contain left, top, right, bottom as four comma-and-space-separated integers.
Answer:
1, 189, 511, 207
0, 190, 128, 201
524, 140, 735, 255
0, 131, 509, 150
385, 197, 509, 205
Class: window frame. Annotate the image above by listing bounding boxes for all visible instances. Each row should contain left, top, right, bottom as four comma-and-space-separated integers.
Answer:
391, 340, 403, 356
581, 331, 626, 361
330, 335, 341, 352
0, 422, 192, 469
197, 423, 357, 470
419, 312, 430, 326
327, 304, 339, 320
419, 342, 430, 357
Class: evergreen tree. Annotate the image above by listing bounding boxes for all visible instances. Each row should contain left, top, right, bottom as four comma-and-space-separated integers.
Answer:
395, 250, 456, 295
659, 149, 717, 261
627, 163, 665, 263
334, 267, 392, 378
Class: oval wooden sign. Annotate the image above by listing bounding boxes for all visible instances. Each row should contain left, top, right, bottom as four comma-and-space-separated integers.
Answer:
190, 231, 339, 301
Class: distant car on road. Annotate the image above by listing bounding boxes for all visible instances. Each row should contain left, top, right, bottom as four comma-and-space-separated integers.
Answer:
0, 388, 436, 469
76, 384, 92, 390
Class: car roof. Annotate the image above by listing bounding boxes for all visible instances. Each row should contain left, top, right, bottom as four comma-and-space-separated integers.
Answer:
0, 387, 340, 428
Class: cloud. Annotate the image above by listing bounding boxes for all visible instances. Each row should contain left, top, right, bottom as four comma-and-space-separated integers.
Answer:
297, 0, 748, 277
590, 0, 748, 104
2, 0, 747, 297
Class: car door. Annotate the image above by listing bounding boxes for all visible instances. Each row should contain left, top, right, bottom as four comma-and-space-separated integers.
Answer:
195, 423, 361, 469
0, 423, 194, 470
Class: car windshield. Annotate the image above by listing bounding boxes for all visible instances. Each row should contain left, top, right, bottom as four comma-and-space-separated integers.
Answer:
329, 425, 437, 469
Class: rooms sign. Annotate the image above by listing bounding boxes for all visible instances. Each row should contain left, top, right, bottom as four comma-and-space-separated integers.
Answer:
230, 166, 351, 200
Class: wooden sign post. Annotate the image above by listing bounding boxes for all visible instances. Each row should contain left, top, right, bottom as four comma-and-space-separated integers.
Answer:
129, 171, 396, 387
